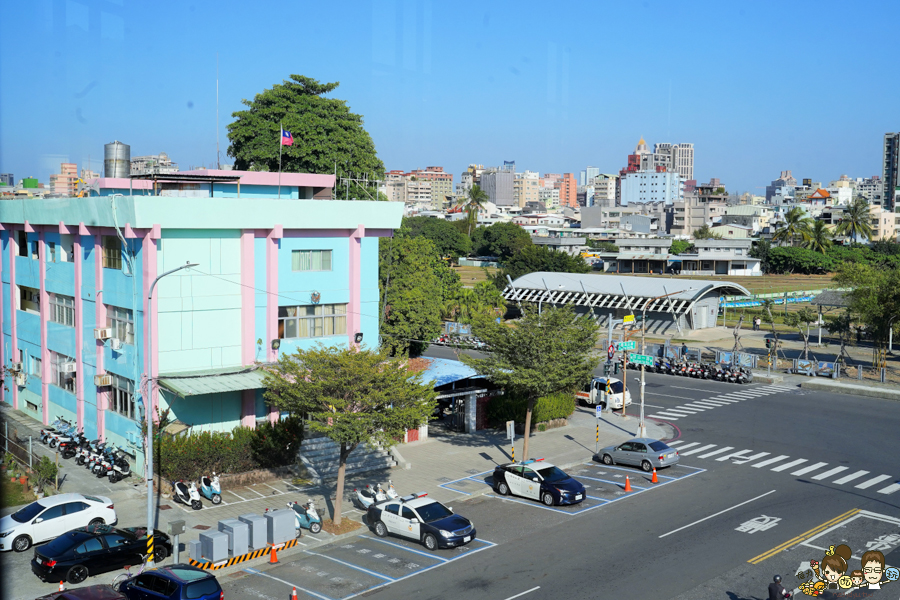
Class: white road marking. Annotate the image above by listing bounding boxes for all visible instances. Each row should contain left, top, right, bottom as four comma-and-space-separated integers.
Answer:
877, 482, 900, 495
669, 406, 702, 414
771, 459, 808, 472
791, 462, 829, 476
659, 490, 777, 538
678, 444, 718, 456
226, 490, 248, 501
673, 442, 701, 451
671, 385, 716, 393
811, 466, 849, 481
751, 455, 791, 469
306, 550, 395, 581
261, 482, 284, 494
666, 440, 686, 446
655, 409, 693, 417
648, 413, 680, 420
692, 400, 728, 407
832, 470, 870, 485
709, 397, 740, 403
717, 449, 755, 462
680, 404, 708, 411
243, 568, 334, 600
698, 446, 735, 459
504, 586, 541, 600
246, 487, 267, 498
732, 452, 771, 465
856, 474, 893, 489
645, 392, 701, 401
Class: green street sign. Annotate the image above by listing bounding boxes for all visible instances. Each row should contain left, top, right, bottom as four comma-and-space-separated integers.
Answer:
629, 353, 654, 366
617, 341, 636, 351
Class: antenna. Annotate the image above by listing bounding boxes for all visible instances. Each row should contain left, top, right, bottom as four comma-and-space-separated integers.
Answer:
216, 53, 220, 170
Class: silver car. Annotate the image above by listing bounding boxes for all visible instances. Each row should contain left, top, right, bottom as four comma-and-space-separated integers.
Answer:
596, 438, 680, 472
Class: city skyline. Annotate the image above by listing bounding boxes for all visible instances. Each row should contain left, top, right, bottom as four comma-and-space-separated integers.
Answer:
1, 0, 897, 192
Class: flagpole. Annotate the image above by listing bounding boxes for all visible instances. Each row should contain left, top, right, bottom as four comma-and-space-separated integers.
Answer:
278, 121, 282, 199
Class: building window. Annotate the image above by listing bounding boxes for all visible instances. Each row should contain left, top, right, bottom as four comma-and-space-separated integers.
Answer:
50, 294, 75, 327
107, 306, 135, 344
102, 236, 122, 270
19, 286, 40, 314
110, 374, 136, 420
59, 234, 75, 263
50, 351, 75, 393
32, 357, 42, 379
31, 240, 39, 260
292, 250, 332, 272
735, 249, 743, 255
278, 304, 347, 339
18, 231, 28, 257
47, 242, 56, 263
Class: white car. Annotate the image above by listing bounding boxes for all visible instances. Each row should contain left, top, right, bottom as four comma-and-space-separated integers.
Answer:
0, 493, 116, 552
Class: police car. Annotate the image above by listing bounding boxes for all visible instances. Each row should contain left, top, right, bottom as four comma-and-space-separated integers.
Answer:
367, 492, 476, 551
492, 458, 586, 506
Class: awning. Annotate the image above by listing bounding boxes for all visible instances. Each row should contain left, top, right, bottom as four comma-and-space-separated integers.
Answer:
158, 367, 268, 397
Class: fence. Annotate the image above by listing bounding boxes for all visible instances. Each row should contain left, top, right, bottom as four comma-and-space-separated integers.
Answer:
2, 421, 59, 490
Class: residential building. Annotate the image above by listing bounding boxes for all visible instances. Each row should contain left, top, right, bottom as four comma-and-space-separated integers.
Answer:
579, 167, 600, 186
590, 174, 617, 209
514, 171, 541, 208
130, 152, 179, 176
384, 170, 407, 203
765, 170, 797, 202
0, 170, 400, 476
885, 133, 900, 211
709, 223, 752, 239
0, 174, 13, 187
405, 178, 433, 208
80, 168, 99, 181
581, 203, 665, 234
855, 176, 884, 204
408, 167, 453, 210
558, 173, 578, 208
870, 204, 897, 241
619, 170, 684, 206
676, 239, 761, 276
49, 163, 78, 197
723, 205, 772, 231
539, 186, 560, 208
667, 195, 727, 238
480, 169, 515, 206
456, 164, 484, 199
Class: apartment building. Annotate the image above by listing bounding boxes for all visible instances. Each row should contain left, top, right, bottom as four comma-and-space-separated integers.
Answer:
514, 171, 541, 208
408, 167, 453, 210
49, 163, 78, 196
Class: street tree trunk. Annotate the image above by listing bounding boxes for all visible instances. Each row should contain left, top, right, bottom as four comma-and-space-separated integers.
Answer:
333, 443, 354, 527
521, 397, 536, 462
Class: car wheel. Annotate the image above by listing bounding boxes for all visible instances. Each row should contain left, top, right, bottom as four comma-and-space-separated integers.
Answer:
374, 521, 388, 538
67, 565, 89, 584
12, 534, 31, 552
641, 460, 652, 472
541, 492, 555, 507
154, 546, 168, 562
602, 454, 614, 465
309, 522, 322, 534
89, 518, 104, 527
423, 533, 438, 551
497, 482, 509, 496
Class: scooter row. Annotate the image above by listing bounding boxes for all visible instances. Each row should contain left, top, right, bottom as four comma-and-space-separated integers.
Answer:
620, 357, 753, 384
353, 480, 399, 509
172, 474, 222, 510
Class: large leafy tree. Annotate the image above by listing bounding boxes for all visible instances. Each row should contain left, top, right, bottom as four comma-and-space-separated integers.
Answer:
380, 235, 461, 356
833, 262, 900, 365
669, 240, 693, 255
772, 206, 813, 247
263, 345, 436, 526
749, 240, 772, 274
803, 219, 833, 254
441, 281, 506, 323
835, 196, 874, 243
766, 246, 834, 274
402, 216, 472, 260
462, 306, 598, 461
494, 245, 591, 289
227, 75, 384, 199
471, 222, 533, 259
692, 224, 724, 240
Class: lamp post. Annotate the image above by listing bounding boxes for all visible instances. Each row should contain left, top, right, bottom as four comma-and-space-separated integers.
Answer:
145, 261, 197, 567
889, 315, 899, 355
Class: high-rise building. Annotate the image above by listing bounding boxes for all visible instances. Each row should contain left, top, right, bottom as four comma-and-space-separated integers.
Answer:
558, 173, 578, 208
884, 133, 900, 210
765, 170, 798, 202
0, 174, 13, 186
538, 186, 560, 208
514, 171, 541, 208
591, 174, 617, 209
49, 163, 78, 196
408, 166, 453, 209
619, 170, 684, 206
854, 176, 884, 204
579, 166, 600, 186
480, 169, 515, 206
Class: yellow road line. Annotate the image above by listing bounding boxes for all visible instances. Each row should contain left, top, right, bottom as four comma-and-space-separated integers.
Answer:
748, 508, 859, 564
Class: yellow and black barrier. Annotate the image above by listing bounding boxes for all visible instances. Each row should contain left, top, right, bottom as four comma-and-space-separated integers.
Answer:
189, 538, 299, 571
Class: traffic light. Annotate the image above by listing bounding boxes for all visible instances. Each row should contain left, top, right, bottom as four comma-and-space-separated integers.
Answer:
613, 362, 619, 375
603, 362, 611, 376
634, 314, 644, 323
765, 339, 772, 349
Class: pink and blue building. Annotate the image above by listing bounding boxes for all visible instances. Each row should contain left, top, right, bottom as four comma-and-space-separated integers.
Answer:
0, 171, 401, 475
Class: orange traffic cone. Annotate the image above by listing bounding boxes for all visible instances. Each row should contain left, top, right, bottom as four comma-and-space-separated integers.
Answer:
269, 545, 279, 564
291, 587, 298, 600
624, 476, 632, 492
651, 468, 659, 484
59, 581, 65, 592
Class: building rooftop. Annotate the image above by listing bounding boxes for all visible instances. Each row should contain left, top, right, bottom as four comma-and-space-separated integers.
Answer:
505, 272, 749, 302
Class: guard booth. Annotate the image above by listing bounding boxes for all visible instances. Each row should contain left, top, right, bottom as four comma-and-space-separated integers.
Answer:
435, 386, 491, 433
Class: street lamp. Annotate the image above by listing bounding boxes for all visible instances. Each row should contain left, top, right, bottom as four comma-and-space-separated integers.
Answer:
889, 315, 899, 355
145, 261, 197, 567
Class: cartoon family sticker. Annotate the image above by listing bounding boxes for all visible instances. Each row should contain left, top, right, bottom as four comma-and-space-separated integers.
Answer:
797, 544, 899, 596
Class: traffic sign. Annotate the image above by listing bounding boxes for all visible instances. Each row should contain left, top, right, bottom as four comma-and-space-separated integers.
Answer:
506, 420, 515, 442
623, 315, 635, 324
595, 405, 603, 419
617, 341, 636, 351
629, 353, 654, 366
607, 344, 615, 360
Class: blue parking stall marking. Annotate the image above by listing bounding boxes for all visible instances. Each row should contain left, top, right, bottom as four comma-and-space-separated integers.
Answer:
585, 495, 613, 502
304, 550, 396, 582
358, 536, 451, 562
438, 470, 493, 495
243, 568, 337, 600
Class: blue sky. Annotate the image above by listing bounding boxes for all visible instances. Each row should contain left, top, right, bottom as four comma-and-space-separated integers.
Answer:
1, 0, 898, 193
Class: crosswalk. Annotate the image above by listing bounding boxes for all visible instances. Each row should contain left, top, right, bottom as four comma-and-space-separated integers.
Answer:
647, 384, 796, 421
666, 440, 900, 495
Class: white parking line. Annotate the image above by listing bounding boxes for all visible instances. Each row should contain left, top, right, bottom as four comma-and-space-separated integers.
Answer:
360, 535, 450, 562
243, 568, 333, 600
306, 550, 395, 581
791, 462, 829, 476
678, 444, 717, 456
811, 466, 849, 481
504, 587, 541, 600
246, 487, 267, 498
751, 455, 791, 469
832, 470, 870, 485
698, 446, 735, 459
856, 475, 893, 489
261, 482, 284, 494
771, 459, 808, 472
659, 490, 777, 538
225, 490, 247, 502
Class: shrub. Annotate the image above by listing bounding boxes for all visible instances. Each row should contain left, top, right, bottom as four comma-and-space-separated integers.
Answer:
33, 456, 58, 493
486, 390, 576, 427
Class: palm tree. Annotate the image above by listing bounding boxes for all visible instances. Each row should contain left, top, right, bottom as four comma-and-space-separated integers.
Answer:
772, 206, 813, 246
835, 196, 874, 244
803, 219, 833, 254
464, 185, 489, 237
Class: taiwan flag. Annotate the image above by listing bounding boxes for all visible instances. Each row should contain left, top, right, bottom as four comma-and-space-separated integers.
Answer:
281, 129, 293, 146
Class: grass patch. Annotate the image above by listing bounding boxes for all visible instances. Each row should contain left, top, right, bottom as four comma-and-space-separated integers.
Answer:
453, 265, 498, 287
291, 477, 314, 487
320, 517, 363, 536
2, 476, 35, 509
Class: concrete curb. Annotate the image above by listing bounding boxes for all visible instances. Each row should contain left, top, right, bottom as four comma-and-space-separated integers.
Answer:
800, 379, 900, 401
389, 445, 411, 470
750, 372, 785, 384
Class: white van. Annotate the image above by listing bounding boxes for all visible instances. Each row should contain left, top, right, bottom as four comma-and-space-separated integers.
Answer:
575, 377, 633, 409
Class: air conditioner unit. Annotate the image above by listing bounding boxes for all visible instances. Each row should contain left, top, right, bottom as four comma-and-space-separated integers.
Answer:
15, 372, 27, 386
110, 338, 123, 351
94, 328, 113, 340
9, 362, 23, 372
62, 363, 77, 374
94, 374, 112, 387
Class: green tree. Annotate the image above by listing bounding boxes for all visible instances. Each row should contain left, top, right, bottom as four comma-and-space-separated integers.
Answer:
461, 306, 598, 460
783, 307, 819, 360
263, 345, 436, 526
803, 220, 833, 254
402, 216, 472, 260
442, 281, 506, 323
227, 75, 384, 200
767, 246, 834, 274
749, 240, 772, 274
772, 206, 813, 247
692, 224, 724, 240
669, 240, 693, 255
471, 222, 533, 259
493, 245, 591, 290
463, 185, 489, 236
380, 236, 461, 356
835, 196, 874, 243
833, 262, 900, 365
872, 240, 900, 255
586, 240, 620, 253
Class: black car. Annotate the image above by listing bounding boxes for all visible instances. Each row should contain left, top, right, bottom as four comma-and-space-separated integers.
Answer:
35, 584, 127, 600
32, 524, 172, 584
492, 459, 586, 506
118, 564, 223, 600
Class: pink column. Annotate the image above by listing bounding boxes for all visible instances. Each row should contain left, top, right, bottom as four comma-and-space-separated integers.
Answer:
73, 229, 84, 430
241, 389, 256, 428
265, 226, 282, 423
0, 229, 4, 405
142, 230, 159, 420
348, 225, 364, 347
94, 233, 107, 441
241, 230, 255, 365
38, 229, 50, 425
9, 229, 18, 409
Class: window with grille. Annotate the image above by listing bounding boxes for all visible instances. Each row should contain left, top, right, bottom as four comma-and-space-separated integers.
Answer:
110, 374, 135, 420
102, 236, 122, 270
106, 306, 135, 344
50, 294, 75, 327
50, 351, 75, 393
291, 250, 332, 272
278, 304, 347, 339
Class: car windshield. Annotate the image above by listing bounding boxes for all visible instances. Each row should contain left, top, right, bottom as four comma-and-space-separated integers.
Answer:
649, 441, 670, 452
415, 502, 453, 523
608, 381, 624, 394
11, 501, 46, 523
536, 466, 570, 483
184, 578, 221, 599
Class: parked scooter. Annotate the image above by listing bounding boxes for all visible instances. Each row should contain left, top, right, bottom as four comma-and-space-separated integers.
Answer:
108, 451, 131, 483
94, 445, 117, 477
40, 416, 67, 445
739, 367, 754, 384
383, 480, 399, 500
75, 439, 97, 466
60, 432, 86, 460
47, 422, 76, 449
85, 441, 107, 471
353, 484, 387, 509
286, 499, 322, 534
199, 473, 222, 504
174, 480, 203, 510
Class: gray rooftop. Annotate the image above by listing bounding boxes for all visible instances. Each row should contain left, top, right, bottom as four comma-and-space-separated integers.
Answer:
506, 272, 750, 302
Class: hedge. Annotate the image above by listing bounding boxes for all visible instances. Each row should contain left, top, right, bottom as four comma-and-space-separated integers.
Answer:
486, 391, 575, 426
157, 415, 303, 481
